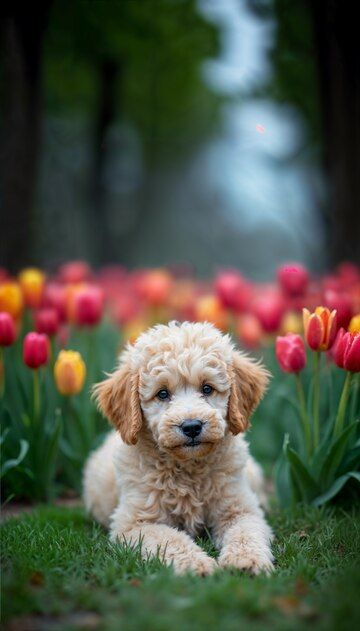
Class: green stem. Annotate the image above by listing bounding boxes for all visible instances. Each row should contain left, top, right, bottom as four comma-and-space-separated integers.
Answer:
313, 351, 321, 449
350, 373, 360, 421
295, 373, 312, 458
0, 347, 4, 398
33, 369, 40, 427
333, 372, 353, 437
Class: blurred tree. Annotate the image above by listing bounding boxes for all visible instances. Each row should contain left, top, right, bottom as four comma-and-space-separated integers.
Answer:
0, 1, 53, 270
248, 0, 360, 266
1, 0, 220, 269
43, 0, 220, 264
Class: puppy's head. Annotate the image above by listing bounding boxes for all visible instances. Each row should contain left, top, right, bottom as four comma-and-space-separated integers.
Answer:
93, 321, 269, 460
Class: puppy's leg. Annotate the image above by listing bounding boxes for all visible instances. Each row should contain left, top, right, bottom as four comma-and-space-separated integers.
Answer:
83, 431, 120, 527
210, 478, 274, 575
110, 508, 217, 576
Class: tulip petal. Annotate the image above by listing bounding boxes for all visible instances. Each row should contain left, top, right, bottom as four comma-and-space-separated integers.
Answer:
306, 314, 323, 350
344, 334, 360, 372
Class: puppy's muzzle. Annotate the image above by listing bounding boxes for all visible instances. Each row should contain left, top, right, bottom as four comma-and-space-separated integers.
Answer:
181, 419, 203, 441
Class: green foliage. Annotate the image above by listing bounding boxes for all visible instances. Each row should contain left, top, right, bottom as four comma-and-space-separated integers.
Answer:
0, 320, 119, 502
275, 356, 360, 508
248, 0, 321, 151
2, 505, 360, 628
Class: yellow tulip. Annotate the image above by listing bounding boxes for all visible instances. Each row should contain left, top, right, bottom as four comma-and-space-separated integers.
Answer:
18, 268, 46, 308
0, 281, 23, 319
54, 350, 86, 396
348, 314, 360, 334
281, 311, 303, 335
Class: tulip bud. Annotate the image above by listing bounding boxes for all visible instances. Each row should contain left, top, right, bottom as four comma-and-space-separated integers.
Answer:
0, 282, 23, 319
23, 332, 49, 369
303, 306, 337, 351
277, 263, 309, 297
35, 308, 60, 336
18, 268, 46, 309
54, 350, 86, 395
72, 286, 104, 327
0, 312, 16, 346
276, 333, 306, 373
43, 283, 68, 322
332, 328, 360, 372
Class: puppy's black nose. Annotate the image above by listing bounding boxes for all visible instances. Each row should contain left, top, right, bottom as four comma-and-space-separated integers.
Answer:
181, 419, 203, 439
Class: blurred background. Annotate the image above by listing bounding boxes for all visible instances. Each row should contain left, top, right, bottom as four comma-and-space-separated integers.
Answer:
1, 0, 359, 278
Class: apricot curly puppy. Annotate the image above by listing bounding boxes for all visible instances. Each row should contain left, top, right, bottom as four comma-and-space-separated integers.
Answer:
83, 321, 274, 576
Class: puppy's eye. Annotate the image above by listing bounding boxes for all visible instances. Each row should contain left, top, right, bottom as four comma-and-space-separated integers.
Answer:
157, 388, 170, 401
202, 384, 214, 396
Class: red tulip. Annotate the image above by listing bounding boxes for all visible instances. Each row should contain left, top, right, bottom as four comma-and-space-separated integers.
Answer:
72, 286, 104, 326
215, 270, 250, 311
324, 290, 353, 330
276, 333, 306, 373
332, 328, 360, 372
58, 261, 92, 284
0, 312, 16, 346
23, 332, 49, 368
35, 308, 59, 336
253, 292, 285, 333
278, 263, 309, 297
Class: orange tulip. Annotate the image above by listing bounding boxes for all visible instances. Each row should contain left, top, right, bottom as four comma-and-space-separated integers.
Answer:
18, 268, 45, 308
303, 306, 337, 351
0, 281, 23, 319
54, 350, 86, 396
195, 295, 229, 331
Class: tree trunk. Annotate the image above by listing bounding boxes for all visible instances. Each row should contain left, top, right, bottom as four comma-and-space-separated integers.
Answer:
0, 4, 51, 272
91, 59, 119, 264
310, 0, 360, 266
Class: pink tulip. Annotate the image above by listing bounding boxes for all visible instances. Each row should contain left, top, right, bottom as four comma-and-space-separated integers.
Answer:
324, 290, 353, 330
278, 263, 309, 297
35, 308, 59, 336
276, 333, 306, 373
332, 328, 360, 372
215, 270, 250, 311
72, 286, 104, 326
23, 332, 49, 369
0, 312, 16, 347
58, 261, 92, 284
253, 293, 285, 333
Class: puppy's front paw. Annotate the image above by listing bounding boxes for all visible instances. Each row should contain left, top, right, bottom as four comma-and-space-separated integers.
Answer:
172, 552, 217, 576
218, 546, 274, 576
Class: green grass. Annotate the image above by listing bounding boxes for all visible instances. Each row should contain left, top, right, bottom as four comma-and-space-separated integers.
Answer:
1, 505, 360, 630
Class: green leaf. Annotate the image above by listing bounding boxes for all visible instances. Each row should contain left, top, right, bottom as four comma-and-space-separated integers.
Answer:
0, 439, 29, 479
285, 444, 320, 502
274, 435, 292, 507
320, 420, 359, 488
313, 472, 360, 507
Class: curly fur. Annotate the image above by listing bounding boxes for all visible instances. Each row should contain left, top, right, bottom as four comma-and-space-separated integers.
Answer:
84, 321, 274, 575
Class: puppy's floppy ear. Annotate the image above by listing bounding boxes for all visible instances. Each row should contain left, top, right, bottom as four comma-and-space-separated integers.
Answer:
93, 363, 143, 445
227, 350, 270, 434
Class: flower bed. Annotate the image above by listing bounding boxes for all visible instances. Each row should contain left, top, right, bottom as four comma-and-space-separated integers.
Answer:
0, 261, 359, 506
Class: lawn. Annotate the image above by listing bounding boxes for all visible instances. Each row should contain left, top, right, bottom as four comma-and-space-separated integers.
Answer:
2, 504, 360, 630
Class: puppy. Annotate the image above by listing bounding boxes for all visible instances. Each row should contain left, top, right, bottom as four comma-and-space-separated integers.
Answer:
83, 321, 274, 575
